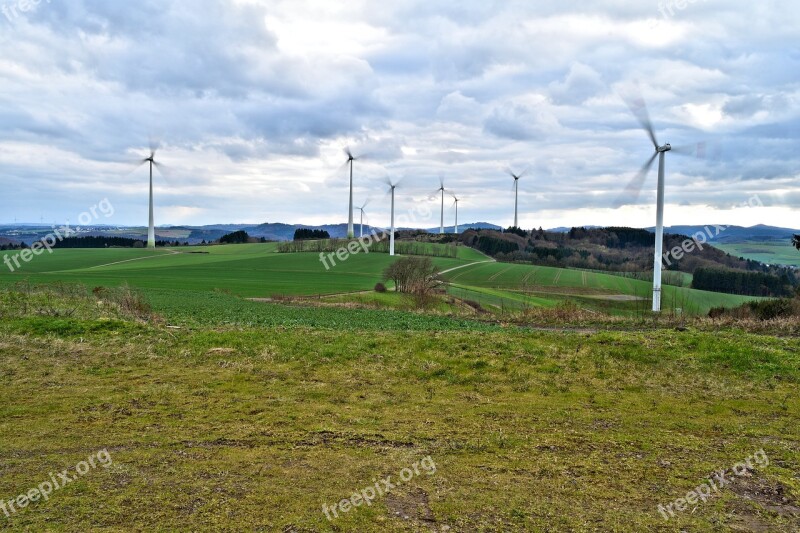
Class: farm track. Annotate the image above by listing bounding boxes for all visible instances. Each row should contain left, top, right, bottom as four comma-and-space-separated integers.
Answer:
521, 267, 537, 285
488, 265, 515, 282
45, 249, 182, 273
440, 259, 496, 282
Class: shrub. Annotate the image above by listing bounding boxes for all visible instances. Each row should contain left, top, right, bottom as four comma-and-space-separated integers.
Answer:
383, 257, 438, 295
374, 283, 387, 293
747, 299, 800, 320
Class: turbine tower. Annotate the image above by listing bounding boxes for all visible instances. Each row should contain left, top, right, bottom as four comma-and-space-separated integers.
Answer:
344, 148, 359, 239
452, 194, 460, 234
621, 96, 672, 313
357, 200, 369, 238
137, 140, 166, 250
435, 178, 446, 234
508, 169, 526, 228
385, 180, 399, 256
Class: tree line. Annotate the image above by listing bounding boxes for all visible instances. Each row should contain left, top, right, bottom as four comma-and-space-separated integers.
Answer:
294, 229, 330, 240
692, 267, 795, 297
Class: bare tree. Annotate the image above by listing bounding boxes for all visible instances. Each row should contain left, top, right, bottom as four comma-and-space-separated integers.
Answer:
383, 257, 439, 295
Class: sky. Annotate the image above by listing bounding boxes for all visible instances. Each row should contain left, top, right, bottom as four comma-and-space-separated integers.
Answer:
1, 0, 798, 230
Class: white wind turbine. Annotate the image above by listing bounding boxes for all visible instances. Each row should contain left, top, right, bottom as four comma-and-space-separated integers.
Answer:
508, 168, 527, 228
619, 95, 673, 313
135, 139, 168, 249
452, 194, 460, 234
433, 178, 446, 234
357, 200, 370, 238
343, 148, 362, 239
384, 179, 401, 256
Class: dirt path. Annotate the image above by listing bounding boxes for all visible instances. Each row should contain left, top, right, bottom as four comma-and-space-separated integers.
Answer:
84, 250, 182, 270
438, 259, 495, 277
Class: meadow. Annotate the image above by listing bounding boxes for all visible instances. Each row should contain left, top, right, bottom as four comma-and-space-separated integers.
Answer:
0, 284, 797, 531
713, 241, 800, 267
0, 243, 798, 531
0, 242, 765, 318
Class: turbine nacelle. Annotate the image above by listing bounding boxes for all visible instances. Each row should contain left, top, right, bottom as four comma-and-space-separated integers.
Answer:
657, 143, 672, 153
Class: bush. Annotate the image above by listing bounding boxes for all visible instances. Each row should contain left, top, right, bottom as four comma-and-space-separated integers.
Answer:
748, 299, 800, 320
709, 298, 800, 321
374, 283, 387, 293
383, 257, 438, 295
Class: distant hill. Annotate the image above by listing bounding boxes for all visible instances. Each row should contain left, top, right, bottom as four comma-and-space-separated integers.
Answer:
547, 224, 800, 243
548, 226, 603, 233
2, 222, 797, 245
655, 224, 800, 243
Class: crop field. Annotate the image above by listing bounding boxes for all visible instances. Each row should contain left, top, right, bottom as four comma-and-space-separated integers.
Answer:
713, 241, 800, 267
0, 242, 765, 317
0, 244, 468, 298
440, 261, 762, 315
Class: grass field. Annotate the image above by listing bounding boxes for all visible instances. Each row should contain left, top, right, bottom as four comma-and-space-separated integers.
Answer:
439, 261, 761, 315
0, 286, 798, 531
0, 244, 470, 298
713, 241, 800, 267
0, 242, 764, 318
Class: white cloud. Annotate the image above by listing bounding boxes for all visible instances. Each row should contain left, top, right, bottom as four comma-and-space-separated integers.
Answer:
0, 0, 798, 229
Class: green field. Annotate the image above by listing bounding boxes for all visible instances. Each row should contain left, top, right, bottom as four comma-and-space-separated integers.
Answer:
0, 242, 764, 318
439, 261, 761, 315
0, 244, 468, 297
713, 241, 800, 267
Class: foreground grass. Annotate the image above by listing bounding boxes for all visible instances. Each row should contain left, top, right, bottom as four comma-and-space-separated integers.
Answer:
0, 302, 798, 530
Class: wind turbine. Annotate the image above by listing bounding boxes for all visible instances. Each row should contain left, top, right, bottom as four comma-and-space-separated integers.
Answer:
452, 194, 460, 235
136, 139, 167, 250
385, 179, 400, 256
357, 200, 370, 238
620, 96, 672, 313
344, 148, 361, 239
434, 178, 446, 234
508, 168, 526, 228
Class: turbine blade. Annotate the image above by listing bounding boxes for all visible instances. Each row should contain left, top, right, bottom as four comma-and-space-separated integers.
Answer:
671, 140, 720, 161
153, 161, 173, 185
344, 147, 354, 160
613, 152, 658, 208
149, 136, 161, 158
623, 93, 659, 149
123, 158, 149, 177
322, 160, 352, 188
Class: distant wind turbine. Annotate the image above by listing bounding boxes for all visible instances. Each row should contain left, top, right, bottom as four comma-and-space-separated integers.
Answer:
433, 178, 446, 234
452, 194, 460, 235
135, 139, 168, 249
385, 179, 401, 256
357, 200, 370, 238
344, 148, 361, 239
508, 168, 527, 228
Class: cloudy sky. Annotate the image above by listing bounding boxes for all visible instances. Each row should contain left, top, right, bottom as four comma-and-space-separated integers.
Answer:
1, 0, 798, 229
